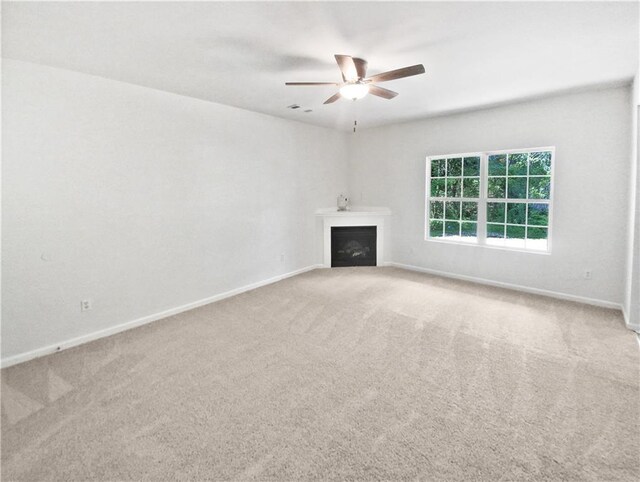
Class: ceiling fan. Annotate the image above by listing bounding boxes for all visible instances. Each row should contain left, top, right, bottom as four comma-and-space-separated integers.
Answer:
286, 54, 425, 104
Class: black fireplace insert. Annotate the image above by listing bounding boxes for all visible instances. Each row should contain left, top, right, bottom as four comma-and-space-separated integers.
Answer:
331, 226, 377, 267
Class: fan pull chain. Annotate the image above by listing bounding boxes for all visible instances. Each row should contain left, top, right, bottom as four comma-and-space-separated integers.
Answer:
353, 98, 358, 133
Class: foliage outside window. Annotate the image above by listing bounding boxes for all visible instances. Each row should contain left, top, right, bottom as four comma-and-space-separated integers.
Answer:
426, 148, 553, 252
428, 155, 481, 241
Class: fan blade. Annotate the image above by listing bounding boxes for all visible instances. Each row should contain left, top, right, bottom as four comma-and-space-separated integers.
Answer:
368, 85, 399, 100
323, 92, 342, 104
285, 82, 339, 86
353, 57, 368, 79
366, 64, 425, 83
334, 54, 358, 82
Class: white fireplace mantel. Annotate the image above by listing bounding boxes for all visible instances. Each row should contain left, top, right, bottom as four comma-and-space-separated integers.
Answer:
315, 207, 392, 267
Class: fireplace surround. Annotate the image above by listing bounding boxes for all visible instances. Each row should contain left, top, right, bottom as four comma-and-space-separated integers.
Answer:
316, 207, 391, 268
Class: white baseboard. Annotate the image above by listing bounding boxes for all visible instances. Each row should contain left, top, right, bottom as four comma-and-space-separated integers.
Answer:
387, 262, 624, 311
3, 262, 634, 368
621, 305, 640, 333
1, 264, 322, 369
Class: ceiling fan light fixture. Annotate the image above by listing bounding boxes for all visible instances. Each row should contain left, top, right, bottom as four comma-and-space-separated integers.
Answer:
286, 55, 425, 105
339, 83, 369, 100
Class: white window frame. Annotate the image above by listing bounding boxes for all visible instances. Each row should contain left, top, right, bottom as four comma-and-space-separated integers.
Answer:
425, 146, 555, 254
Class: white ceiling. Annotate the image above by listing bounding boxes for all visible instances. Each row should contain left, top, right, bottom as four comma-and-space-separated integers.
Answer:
3, 1, 638, 132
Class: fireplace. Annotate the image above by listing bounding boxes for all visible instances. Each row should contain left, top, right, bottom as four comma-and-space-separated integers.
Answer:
331, 226, 377, 267
316, 207, 390, 267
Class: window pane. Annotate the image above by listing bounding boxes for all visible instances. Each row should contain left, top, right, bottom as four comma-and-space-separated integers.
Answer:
463, 157, 480, 176
487, 223, 505, 238
527, 203, 549, 226
487, 202, 505, 223
445, 201, 461, 220
526, 227, 548, 251
461, 222, 477, 238
430, 220, 444, 237
463, 177, 480, 198
487, 177, 506, 198
431, 179, 445, 197
507, 177, 527, 199
446, 178, 462, 197
447, 158, 462, 176
527, 227, 547, 239
505, 226, 526, 248
508, 153, 528, 175
431, 159, 446, 177
430, 201, 444, 219
461, 202, 478, 221
507, 203, 526, 225
528, 176, 550, 199
445, 221, 460, 237
529, 152, 552, 175
488, 154, 507, 175
507, 225, 526, 239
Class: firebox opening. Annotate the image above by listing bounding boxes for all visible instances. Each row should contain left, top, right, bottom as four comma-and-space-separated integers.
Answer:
331, 226, 377, 267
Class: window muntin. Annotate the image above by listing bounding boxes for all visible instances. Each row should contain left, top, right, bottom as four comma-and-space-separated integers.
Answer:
485, 150, 551, 251
428, 155, 480, 242
426, 148, 553, 253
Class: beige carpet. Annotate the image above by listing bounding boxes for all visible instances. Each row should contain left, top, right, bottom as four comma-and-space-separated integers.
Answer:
1, 267, 638, 481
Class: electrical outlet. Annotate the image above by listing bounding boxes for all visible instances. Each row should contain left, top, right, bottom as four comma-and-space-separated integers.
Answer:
583, 270, 592, 280
81, 299, 92, 311
280, 253, 285, 263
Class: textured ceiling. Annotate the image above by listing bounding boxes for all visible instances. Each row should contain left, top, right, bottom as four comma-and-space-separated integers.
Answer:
2, 1, 638, 131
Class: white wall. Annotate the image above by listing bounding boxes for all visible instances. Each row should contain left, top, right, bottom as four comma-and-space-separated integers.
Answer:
624, 74, 640, 330
348, 86, 632, 306
2, 59, 348, 362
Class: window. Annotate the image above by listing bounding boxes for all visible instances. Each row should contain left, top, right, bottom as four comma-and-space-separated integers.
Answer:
426, 147, 553, 253
428, 155, 481, 242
